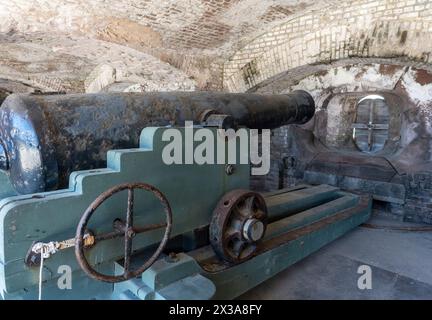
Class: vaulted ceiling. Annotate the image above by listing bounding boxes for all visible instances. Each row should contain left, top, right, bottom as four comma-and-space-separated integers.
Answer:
0, 0, 328, 92
1, 0, 431, 94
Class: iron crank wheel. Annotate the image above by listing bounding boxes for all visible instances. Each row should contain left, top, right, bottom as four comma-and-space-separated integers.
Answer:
75, 182, 172, 283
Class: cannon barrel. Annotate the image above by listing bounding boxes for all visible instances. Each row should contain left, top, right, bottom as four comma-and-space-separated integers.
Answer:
0, 91, 315, 194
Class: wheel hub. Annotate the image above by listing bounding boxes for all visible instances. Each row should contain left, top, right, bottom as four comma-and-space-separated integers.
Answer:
243, 218, 265, 242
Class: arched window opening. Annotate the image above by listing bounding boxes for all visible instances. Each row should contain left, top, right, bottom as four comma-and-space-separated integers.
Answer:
352, 95, 390, 153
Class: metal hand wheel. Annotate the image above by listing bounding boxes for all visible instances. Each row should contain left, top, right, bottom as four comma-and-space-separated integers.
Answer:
75, 182, 172, 283
210, 189, 267, 263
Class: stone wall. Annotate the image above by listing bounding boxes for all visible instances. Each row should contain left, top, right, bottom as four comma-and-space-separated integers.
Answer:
249, 58, 432, 224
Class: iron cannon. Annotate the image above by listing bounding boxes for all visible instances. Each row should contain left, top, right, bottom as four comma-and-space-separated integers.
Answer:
0, 91, 371, 301
0, 91, 314, 194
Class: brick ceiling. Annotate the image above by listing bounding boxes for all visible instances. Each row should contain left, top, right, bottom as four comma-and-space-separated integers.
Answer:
0, 0, 321, 55
0, 0, 333, 91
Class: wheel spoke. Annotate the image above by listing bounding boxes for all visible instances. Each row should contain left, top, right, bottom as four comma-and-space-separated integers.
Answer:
253, 209, 266, 220
227, 207, 243, 229
245, 196, 255, 211
239, 244, 256, 260
237, 196, 254, 217
94, 229, 124, 242
126, 188, 134, 228
133, 222, 167, 233
232, 240, 246, 258
224, 228, 240, 244
124, 188, 134, 274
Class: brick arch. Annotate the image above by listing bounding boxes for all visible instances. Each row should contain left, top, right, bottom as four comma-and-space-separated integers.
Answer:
249, 57, 432, 94
223, 0, 432, 92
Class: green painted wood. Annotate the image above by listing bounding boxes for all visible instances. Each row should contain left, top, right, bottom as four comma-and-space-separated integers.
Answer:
1, 264, 114, 300
0, 172, 16, 200
0, 127, 249, 294
0, 124, 372, 300
136, 196, 371, 300
200, 197, 371, 299
265, 184, 341, 220
156, 274, 215, 300
265, 194, 358, 239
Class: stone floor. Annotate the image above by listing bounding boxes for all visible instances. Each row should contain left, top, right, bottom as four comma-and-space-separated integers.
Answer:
240, 214, 432, 299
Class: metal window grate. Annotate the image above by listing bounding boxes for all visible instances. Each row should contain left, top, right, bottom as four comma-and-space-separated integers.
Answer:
352, 95, 389, 153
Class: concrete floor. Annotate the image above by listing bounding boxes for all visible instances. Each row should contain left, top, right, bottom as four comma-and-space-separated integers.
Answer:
240, 214, 432, 299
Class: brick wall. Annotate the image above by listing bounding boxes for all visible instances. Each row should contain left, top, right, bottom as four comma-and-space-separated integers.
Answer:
224, 0, 432, 92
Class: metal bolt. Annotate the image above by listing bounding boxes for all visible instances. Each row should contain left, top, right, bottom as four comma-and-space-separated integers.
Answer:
166, 252, 179, 263
225, 164, 235, 175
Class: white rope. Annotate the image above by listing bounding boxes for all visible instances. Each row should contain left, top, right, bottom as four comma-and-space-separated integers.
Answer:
31, 242, 58, 300
31, 234, 94, 300
38, 252, 44, 300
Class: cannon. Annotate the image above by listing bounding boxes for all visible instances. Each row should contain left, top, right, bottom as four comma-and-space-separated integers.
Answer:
0, 91, 371, 300
0, 91, 314, 194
